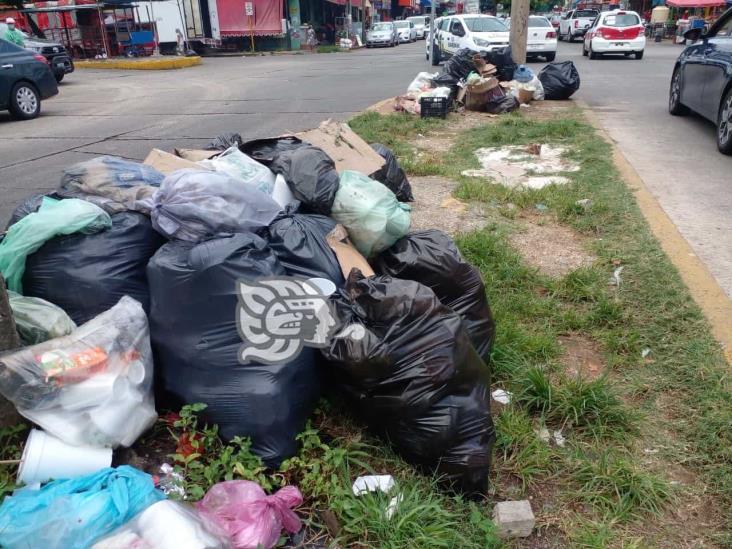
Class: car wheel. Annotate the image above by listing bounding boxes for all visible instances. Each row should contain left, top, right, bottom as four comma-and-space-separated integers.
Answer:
582, 43, 588, 56
558, 31, 563, 41
669, 66, 689, 116
589, 42, 599, 59
545, 52, 556, 62
54, 72, 64, 83
717, 88, 732, 155
567, 32, 574, 43
9, 82, 41, 120
635, 50, 644, 60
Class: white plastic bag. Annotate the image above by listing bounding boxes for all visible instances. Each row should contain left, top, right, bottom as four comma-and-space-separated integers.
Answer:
331, 170, 411, 257
407, 72, 438, 97
0, 296, 157, 448
146, 169, 282, 243
92, 500, 230, 549
199, 147, 275, 195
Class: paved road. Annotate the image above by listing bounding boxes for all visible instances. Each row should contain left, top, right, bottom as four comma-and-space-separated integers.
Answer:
1, 40, 729, 298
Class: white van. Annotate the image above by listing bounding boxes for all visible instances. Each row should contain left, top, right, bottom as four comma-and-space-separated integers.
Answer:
432, 14, 509, 66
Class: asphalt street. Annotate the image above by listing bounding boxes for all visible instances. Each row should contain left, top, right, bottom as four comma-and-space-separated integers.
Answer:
0, 40, 729, 297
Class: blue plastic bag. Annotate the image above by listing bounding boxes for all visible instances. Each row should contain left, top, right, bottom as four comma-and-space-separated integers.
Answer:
0, 466, 164, 549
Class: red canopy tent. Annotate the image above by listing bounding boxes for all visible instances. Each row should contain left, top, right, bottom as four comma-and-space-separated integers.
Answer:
666, 0, 726, 7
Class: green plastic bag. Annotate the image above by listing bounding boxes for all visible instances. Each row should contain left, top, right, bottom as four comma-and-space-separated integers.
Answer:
0, 197, 111, 293
7, 291, 76, 345
331, 170, 411, 257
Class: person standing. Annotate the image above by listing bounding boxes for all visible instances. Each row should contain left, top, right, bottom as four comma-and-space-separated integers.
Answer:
3, 18, 25, 47
306, 24, 317, 52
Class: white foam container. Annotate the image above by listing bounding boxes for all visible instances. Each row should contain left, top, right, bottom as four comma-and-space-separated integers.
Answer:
17, 429, 112, 485
307, 277, 337, 296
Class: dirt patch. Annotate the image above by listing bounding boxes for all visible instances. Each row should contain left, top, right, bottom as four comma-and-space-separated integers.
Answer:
509, 216, 596, 278
413, 110, 500, 153
408, 176, 490, 236
558, 334, 605, 381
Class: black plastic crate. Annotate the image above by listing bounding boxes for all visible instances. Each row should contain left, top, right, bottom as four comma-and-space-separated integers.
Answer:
420, 96, 450, 119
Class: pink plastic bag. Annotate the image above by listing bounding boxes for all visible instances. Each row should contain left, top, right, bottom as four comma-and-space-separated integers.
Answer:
196, 481, 303, 549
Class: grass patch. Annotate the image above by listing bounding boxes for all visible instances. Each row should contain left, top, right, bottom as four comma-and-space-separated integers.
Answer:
316, 45, 346, 54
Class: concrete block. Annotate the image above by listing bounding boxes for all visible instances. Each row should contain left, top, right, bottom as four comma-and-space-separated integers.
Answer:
493, 500, 535, 538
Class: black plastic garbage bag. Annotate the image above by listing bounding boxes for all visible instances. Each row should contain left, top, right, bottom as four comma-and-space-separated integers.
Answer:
206, 132, 243, 151
6, 193, 62, 229
147, 233, 320, 466
267, 211, 343, 285
369, 144, 414, 202
442, 48, 479, 80
269, 145, 340, 216
321, 271, 493, 492
374, 230, 495, 358
431, 73, 459, 89
239, 136, 305, 167
485, 46, 516, 82
538, 61, 580, 100
486, 94, 520, 114
20, 211, 164, 325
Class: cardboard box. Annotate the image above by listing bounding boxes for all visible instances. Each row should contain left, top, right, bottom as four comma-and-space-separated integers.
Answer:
326, 224, 375, 278
174, 148, 219, 162
143, 149, 207, 175
296, 120, 385, 176
518, 88, 534, 105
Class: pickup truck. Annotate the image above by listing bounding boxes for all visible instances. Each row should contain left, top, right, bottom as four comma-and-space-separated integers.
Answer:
558, 9, 599, 42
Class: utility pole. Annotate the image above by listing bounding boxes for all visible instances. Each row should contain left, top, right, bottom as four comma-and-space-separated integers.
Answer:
428, 0, 436, 64
509, 0, 530, 64
346, 0, 352, 40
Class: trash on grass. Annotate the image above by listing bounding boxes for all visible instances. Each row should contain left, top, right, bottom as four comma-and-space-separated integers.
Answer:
8, 291, 76, 345
538, 61, 580, 100
157, 463, 186, 499
576, 198, 592, 209
641, 348, 651, 358
352, 475, 395, 496
461, 144, 579, 190
0, 465, 163, 549
491, 389, 512, 405
370, 143, 414, 202
93, 499, 228, 549
553, 430, 566, 447
0, 296, 157, 448
197, 480, 302, 549
610, 266, 624, 287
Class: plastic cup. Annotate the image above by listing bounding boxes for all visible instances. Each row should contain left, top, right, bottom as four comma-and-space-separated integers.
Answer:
17, 429, 112, 485
57, 374, 127, 411
307, 277, 337, 297
88, 388, 144, 445
125, 360, 146, 386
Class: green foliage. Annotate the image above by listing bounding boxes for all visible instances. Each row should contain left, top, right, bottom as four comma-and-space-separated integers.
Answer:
0, 423, 27, 499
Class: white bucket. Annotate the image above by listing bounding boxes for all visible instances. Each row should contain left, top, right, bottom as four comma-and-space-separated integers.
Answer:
17, 429, 112, 485
307, 277, 337, 297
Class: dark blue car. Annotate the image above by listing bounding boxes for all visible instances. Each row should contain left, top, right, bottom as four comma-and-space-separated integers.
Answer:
0, 38, 58, 120
669, 7, 732, 154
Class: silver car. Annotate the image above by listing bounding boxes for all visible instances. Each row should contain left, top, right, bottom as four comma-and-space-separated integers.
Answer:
366, 22, 398, 48
394, 20, 417, 43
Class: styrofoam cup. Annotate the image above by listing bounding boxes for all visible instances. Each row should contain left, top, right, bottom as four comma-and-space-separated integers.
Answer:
17, 429, 112, 485
21, 407, 92, 447
307, 277, 337, 296
88, 388, 145, 444
125, 360, 146, 386
57, 374, 127, 411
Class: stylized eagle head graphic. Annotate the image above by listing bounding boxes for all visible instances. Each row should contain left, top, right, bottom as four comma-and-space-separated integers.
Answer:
237, 277, 360, 365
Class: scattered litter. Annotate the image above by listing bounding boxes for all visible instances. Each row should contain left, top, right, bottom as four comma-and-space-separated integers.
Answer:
575, 198, 592, 209
156, 463, 186, 499
537, 427, 551, 443
491, 389, 512, 405
197, 481, 302, 549
610, 266, 625, 287
535, 203, 549, 212
641, 348, 651, 358
385, 494, 403, 520
352, 475, 395, 496
552, 430, 566, 447
461, 145, 579, 190
644, 448, 659, 454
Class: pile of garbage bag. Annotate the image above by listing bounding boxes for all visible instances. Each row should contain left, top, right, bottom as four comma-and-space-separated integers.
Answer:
538, 61, 581, 100
0, 116, 497, 542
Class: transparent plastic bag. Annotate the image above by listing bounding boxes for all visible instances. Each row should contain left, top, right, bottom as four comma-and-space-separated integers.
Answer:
197, 481, 302, 549
146, 169, 282, 243
0, 197, 111, 293
0, 296, 157, 448
92, 500, 230, 549
7, 291, 76, 345
0, 465, 163, 549
331, 170, 411, 257
199, 147, 275, 195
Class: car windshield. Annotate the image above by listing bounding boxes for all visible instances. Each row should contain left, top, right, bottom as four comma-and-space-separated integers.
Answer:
529, 17, 552, 27
575, 10, 599, 17
603, 13, 640, 26
372, 23, 392, 31
462, 17, 507, 32
394, 21, 409, 29
407, 17, 425, 26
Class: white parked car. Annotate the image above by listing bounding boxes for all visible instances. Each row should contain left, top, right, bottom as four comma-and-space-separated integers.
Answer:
559, 8, 599, 42
526, 15, 558, 61
583, 10, 646, 59
394, 20, 417, 43
432, 14, 509, 66
425, 17, 443, 60
407, 15, 429, 39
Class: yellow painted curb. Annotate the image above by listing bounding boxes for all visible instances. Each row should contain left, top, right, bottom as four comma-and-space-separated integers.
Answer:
580, 101, 732, 365
76, 56, 201, 70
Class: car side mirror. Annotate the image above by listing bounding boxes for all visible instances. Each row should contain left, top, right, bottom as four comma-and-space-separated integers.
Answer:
683, 27, 703, 42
